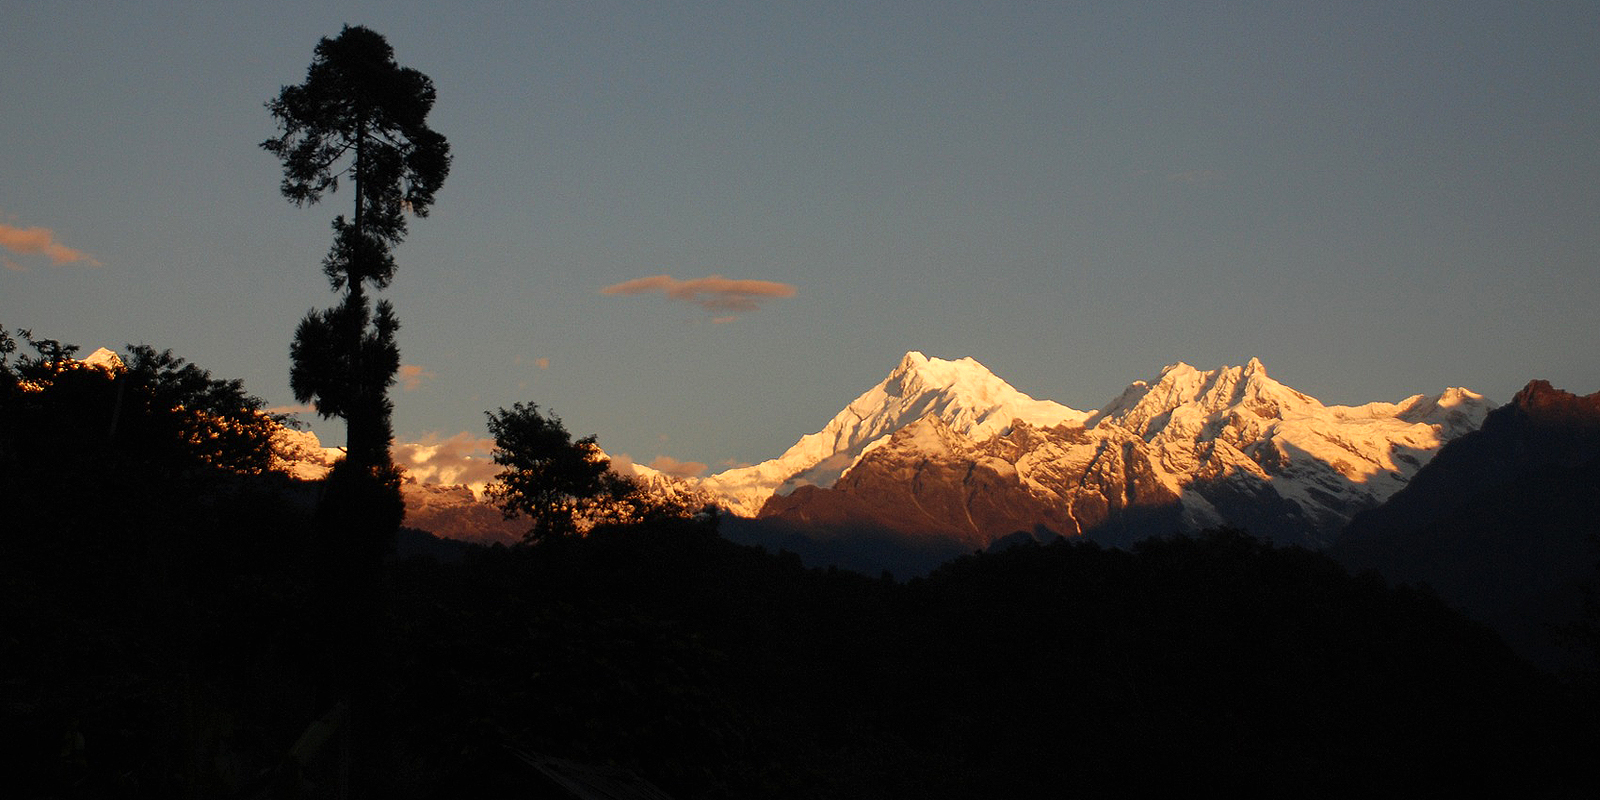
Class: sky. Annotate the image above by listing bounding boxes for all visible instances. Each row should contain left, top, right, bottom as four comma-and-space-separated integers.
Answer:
4, 1, 1598, 482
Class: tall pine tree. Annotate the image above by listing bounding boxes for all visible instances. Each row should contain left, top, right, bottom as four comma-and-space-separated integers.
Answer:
263, 28, 449, 796
264, 24, 450, 470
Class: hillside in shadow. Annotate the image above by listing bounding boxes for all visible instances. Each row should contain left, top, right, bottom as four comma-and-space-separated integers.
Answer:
1334, 380, 1600, 672
5, 337, 1595, 796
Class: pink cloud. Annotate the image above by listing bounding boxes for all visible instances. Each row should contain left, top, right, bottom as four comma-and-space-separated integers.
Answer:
600, 274, 797, 316
398, 364, 436, 392
395, 432, 499, 492
0, 222, 102, 267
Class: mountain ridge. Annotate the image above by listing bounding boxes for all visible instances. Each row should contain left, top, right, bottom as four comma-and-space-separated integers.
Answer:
714, 352, 1491, 554
1332, 379, 1600, 669
253, 347, 1493, 560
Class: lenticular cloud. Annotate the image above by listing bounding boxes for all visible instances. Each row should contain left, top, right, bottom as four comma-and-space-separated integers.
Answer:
600, 274, 797, 315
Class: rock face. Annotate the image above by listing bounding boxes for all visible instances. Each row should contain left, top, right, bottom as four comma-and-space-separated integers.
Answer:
1333, 381, 1600, 670
714, 353, 1492, 551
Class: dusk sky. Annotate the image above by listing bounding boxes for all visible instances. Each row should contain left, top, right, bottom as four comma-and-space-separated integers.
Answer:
5, 1, 1597, 480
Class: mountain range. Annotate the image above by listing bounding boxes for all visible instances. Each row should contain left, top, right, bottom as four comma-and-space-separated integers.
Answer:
691, 352, 1490, 558
251, 350, 1600, 668
272, 350, 1494, 560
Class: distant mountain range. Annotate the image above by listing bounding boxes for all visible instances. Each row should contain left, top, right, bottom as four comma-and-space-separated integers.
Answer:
272, 350, 1496, 559
260, 351, 1600, 668
695, 352, 1490, 556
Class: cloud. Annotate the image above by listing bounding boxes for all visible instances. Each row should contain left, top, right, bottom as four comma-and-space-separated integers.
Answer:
395, 432, 499, 493
607, 452, 707, 480
535, 357, 550, 370
648, 455, 708, 479
0, 222, 102, 268
398, 364, 436, 392
600, 274, 797, 317
266, 403, 317, 415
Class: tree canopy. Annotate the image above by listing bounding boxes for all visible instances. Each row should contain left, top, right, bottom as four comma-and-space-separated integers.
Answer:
484, 402, 647, 543
0, 327, 285, 501
263, 24, 450, 293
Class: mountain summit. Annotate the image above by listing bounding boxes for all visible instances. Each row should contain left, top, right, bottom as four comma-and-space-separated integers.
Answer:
700, 352, 1087, 515
703, 353, 1492, 552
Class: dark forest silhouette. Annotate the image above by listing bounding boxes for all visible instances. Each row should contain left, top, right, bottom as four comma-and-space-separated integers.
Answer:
4, 327, 1599, 797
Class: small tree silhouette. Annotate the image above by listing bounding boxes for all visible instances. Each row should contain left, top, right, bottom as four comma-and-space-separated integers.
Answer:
485, 402, 646, 543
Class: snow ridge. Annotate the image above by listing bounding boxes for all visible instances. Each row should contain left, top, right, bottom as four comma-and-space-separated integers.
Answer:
700, 351, 1088, 516
699, 353, 1494, 546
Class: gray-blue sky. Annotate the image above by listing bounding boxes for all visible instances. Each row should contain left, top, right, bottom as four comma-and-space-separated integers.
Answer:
4, 1, 1597, 473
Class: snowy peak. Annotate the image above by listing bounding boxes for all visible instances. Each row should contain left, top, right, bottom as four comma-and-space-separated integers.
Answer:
1391, 387, 1493, 438
873, 351, 1088, 440
82, 347, 126, 373
700, 351, 1088, 515
1089, 358, 1318, 439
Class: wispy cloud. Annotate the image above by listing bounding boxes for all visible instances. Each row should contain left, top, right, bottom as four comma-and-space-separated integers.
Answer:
608, 452, 708, 480
398, 364, 436, 392
0, 222, 102, 268
395, 432, 498, 492
600, 274, 797, 318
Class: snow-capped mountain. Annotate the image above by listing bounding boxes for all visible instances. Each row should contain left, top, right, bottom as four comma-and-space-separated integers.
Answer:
271, 425, 343, 480
700, 351, 1089, 516
705, 353, 1492, 549
609, 457, 721, 513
